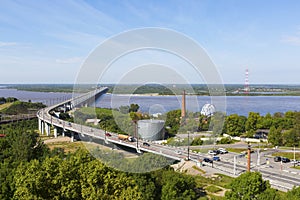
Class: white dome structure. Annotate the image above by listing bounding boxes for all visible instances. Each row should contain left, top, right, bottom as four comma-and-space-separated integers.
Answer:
200, 104, 215, 116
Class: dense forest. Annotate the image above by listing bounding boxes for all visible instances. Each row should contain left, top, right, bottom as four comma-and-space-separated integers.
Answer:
6, 83, 300, 95
1, 120, 300, 199
0, 120, 197, 200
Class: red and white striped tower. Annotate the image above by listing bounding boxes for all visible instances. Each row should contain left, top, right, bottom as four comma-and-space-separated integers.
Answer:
244, 68, 250, 94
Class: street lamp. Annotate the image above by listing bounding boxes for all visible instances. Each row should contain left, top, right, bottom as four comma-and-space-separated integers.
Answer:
247, 142, 251, 172
133, 120, 139, 149
187, 131, 190, 161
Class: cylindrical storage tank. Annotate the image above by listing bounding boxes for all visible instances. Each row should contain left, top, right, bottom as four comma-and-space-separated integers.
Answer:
138, 119, 165, 141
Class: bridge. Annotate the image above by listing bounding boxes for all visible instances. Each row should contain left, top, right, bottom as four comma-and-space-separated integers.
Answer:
36, 87, 300, 191
36, 87, 195, 161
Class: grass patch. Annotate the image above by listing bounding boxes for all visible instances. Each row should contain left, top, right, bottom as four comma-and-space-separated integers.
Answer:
192, 165, 206, 174
272, 152, 300, 160
46, 141, 85, 153
0, 102, 13, 111
226, 148, 247, 154
212, 174, 234, 189
291, 166, 300, 170
208, 195, 225, 200
191, 148, 209, 153
195, 173, 233, 190
206, 185, 222, 193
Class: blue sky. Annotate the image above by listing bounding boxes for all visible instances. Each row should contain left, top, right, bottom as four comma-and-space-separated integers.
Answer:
0, 0, 300, 84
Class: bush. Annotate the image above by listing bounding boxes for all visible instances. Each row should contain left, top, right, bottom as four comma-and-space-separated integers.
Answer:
217, 137, 232, 144
191, 137, 203, 146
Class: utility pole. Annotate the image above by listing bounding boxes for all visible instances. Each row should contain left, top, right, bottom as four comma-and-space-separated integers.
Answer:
234, 155, 237, 175
294, 146, 296, 167
187, 131, 190, 161
257, 148, 260, 172
134, 120, 139, 149
247, 143, 251, 172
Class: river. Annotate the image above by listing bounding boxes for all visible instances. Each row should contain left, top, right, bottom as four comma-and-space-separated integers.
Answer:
1, 88, 300, 116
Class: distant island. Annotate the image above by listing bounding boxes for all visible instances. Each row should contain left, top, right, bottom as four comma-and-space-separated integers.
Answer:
2, 83, 300, 96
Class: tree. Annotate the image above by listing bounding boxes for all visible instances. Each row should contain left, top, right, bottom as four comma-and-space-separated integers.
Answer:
246, 112, 260, 132
198, 114, 210, 131
258, 188, 282, 200
226, 114, 247, 136
129, 103, 139, 112
268, 126, 282, 146
210, 112, 226, 136
285, 186, 300, 200
161, 170, 196, 200
225, 172, 270, 200
191, 137, 203, 146
258, 113, 273, 129
165, 110, 181, 136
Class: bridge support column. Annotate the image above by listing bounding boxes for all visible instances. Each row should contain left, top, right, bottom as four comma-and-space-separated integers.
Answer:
41, 121, 44, 135
62, 129, 65, 137
45, 123, 50, 136
38, 119, 42, 133
54, 127, 58, 138
71, 132, 74, 142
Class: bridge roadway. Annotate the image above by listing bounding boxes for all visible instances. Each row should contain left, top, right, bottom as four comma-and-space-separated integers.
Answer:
36, 88, 300, 191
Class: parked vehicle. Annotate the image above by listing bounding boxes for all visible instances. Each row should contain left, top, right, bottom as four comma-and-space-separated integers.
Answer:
105, 132, 112, 137
208, 150, 217, 156
281, 157, 290, 163
291, 159, 298, 164
218, 148, 228, 154
143, 142, 150, 147
274, 156, 281, 162
175, 150, 182, 155
213, 156, 220, 161
118, 134, 134, 142
203, 158, 213, 163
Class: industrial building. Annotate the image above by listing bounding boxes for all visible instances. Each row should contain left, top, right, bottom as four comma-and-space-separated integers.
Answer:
138, 119, 165, 141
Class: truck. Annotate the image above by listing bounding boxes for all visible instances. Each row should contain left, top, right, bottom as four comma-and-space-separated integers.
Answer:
118, 134, 134, 142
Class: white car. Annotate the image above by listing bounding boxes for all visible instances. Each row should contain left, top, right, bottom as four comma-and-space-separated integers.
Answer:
291, 159, 299, 164
208, 150, 217, 155
218, 148, 228, 154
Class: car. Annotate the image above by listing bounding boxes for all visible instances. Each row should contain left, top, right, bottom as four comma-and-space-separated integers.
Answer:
208, 150, 217, 155
105, 132, 112, 137
281, 157, 290, 163
203, 158, 213, 163
213, 156, 220, 161
143, 142, 150, 147
274, 156, 281, 162
213, 150, 220, 154
175, 150, 182, 155
291, 159, 298, 164
218, 148, 228, 154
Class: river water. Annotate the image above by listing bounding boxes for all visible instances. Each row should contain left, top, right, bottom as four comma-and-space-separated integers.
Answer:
1, 88, 300, 116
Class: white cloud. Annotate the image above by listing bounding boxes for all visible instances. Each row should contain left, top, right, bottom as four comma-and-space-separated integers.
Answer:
281, 36, 300, 46
0, 41, 18, 47
55, 56, 83, 64
281, 32, 300, 46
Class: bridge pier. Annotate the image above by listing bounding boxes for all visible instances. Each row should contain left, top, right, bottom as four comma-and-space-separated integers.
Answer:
54, 127, 58, 138
38, 118, 42, 133
71, 132, 74, 142
45, 123, 50, 136
62, 129, 65, 137
41, 121, 44, 135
